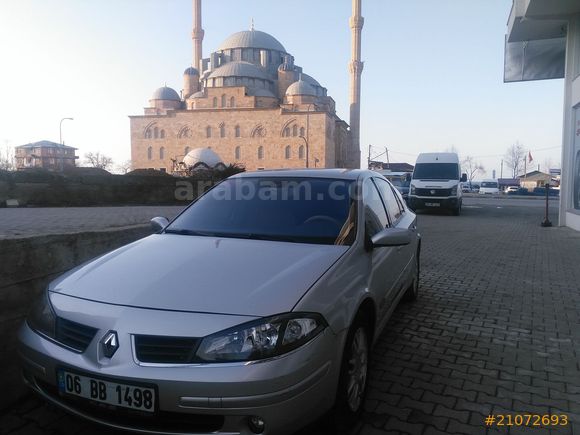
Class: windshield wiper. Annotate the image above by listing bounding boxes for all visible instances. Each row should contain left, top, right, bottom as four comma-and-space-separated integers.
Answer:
164, 229, 218, 237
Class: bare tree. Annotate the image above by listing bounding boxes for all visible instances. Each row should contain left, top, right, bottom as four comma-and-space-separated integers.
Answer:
0, 144, 15, 171
116, 160, 133, 174
84, 152, 113, 170
462, 155, 485, 183
504, 142, 526, 178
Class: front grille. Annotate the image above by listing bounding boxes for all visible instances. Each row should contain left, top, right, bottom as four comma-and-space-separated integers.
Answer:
416, 188, 451, 197
134, 335, 199, 364
55, 318, 98, 352
34, 378, 224, 434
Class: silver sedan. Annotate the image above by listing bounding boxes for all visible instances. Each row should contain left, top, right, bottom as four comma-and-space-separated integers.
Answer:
18, 169, 421, 435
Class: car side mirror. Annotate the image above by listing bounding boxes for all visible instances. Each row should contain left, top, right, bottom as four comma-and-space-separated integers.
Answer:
461, 173, 467, 182
151, 216, 169, 232
371, 227, 413, 247
405, 173, 412, 182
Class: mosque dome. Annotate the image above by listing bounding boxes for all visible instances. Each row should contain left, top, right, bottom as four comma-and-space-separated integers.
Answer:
189, 91, 205, 99
182, 148, 222, 168
217, 29, 286, 53
151, 86, 180, 101
301, 73, 320, 87
208, 61, 270, 81
183, 66, 200, 76
285, 79, 317, 96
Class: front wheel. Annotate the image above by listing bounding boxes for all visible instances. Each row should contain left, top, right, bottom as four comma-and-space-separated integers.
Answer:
333, 316, 370, 431
452, 203, 461, 216
402, 253, 420, 302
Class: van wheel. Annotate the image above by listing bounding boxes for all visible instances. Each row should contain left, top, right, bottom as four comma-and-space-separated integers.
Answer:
333, 315, 370, 430
452, 203, 461, 216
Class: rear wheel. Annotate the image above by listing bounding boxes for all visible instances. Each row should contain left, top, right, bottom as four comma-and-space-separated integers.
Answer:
333, 315, 370, 431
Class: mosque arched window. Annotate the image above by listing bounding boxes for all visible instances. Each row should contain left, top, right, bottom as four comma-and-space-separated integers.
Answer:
221, 94, 226, 108
184, 146, 190, 156
258, 146, 264, 160
299, 145, 305, 160
235, 125, 241, 138
292, 125, 298, 137
220, 123, 226, 138
154, 127, 159, 139
235, 146, 241, 160
285, 146, 291, 160
160, 129, 165, 139
300, 127, 305, 137
212, 97, 218, 108
159, 147, 165, 160
230, 96, 235, 108
206, 126, 212, 138
145, 129, 152, 139
147, 146, 152, 160
284, 127, 290, 137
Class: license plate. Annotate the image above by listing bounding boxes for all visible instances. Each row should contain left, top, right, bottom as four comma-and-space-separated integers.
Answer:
425, 202, 440, 207
57, 369, 156, 413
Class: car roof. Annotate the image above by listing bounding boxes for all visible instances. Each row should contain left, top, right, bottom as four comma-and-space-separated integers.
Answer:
231, 168, 370, 181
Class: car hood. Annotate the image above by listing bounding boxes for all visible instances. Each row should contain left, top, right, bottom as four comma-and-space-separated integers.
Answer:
411, 179, 458, 189
50, 234, 348, 317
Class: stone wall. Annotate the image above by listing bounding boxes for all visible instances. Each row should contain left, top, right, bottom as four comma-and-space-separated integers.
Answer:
0, 170, 212, 207
0, 226, 153, 410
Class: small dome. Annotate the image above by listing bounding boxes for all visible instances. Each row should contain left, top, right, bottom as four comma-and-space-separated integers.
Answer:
285, 79, 316, 96
208, 61, 270, 81
218, 30, 286, 53
182, 148, 222, 168
151, 86, 180, 101
301, 73, 320, 87
183, 67, 200, 76
189, 91, 205, 99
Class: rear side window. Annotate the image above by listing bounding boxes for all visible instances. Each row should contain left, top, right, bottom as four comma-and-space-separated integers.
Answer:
363, 179, 389, 237
374, 178, 403, 223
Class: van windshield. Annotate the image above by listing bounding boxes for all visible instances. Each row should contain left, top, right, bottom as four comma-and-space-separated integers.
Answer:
413, 163, 458, 180
481, 182, 498, 188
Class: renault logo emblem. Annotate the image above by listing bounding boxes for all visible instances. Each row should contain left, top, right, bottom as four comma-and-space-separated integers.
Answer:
430, 190, 436, 195
100, 331, 119, 358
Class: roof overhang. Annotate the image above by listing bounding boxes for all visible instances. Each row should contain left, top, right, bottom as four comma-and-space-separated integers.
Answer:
504, 0, 579, 82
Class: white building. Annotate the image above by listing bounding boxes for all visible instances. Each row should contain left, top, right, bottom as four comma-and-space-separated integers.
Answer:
505, 0, 580, 230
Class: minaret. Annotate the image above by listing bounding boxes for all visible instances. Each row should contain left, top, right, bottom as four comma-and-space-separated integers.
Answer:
192, 0, 204, 72
349, 0, 364, 161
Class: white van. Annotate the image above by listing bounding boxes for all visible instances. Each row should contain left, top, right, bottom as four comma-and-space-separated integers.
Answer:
408, 153, 467, 215
479, 179, 499, 195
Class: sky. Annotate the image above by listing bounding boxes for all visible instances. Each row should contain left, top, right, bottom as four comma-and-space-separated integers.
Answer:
0, 0, 564, 177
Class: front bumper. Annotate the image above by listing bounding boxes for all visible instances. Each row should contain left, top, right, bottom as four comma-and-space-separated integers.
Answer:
408, 196, 459, 210
18, 319, 341, 435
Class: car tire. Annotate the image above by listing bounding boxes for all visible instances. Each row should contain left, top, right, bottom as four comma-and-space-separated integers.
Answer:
402, 253, 420, 302
332, 314, 371, 432
452, 203, 461, 216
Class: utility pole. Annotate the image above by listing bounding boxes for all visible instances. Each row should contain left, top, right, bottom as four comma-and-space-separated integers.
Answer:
500, 159, 503, 179
367, 144, 371, 169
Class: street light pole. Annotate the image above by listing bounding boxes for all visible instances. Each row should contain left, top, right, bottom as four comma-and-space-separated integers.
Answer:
60, 117, 74, 144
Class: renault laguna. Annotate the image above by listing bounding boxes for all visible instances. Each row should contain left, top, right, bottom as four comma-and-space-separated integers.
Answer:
18, 169, 421, 435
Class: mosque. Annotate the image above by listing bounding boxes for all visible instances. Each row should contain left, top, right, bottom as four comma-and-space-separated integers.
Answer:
129, 0, 363, 173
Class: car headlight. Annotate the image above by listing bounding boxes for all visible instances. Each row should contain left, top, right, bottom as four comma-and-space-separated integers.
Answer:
196, 313, 326, 362
27, 290, 56, 339
451, 185, 458, 195
410, 184, 416, 195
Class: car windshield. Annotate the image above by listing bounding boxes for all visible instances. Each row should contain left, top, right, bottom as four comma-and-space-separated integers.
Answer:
386, 177, 410, 188
482, 182, 498, 188
413, 163, 459, 180
166, 177, 356, 245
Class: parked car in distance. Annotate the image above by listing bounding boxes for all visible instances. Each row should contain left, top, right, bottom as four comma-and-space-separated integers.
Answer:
376, 170, 411, 202
461, 183, 472, 193
408, 152, 467, 215
505, 186, 519, 194
19, 169, 421, 435
479, 179, 499, 194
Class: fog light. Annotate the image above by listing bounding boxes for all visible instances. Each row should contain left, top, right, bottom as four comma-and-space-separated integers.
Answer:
248, 415, 265, 434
